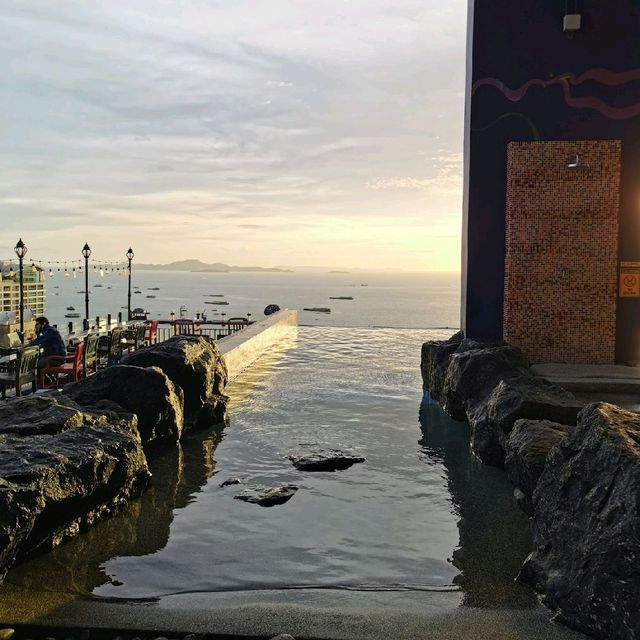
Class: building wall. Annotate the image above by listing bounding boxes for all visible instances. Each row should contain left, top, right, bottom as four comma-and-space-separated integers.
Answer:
504, 140, 620, 363
0, 269, 46, 320
463, 0, 640, 364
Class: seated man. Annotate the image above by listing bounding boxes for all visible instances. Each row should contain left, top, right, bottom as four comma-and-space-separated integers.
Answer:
30, 316, 66, 368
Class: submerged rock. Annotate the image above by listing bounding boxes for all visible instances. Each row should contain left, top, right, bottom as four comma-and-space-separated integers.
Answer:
288, 449, 365, 472
504, 418, 571, 515
234, 485, 298, 507
220, 477, 242, 487
519, 403, 640, 639
63, 365, 184, 446
122, 335, 228, 428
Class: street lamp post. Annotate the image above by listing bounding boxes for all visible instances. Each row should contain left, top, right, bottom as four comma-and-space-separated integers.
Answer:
14, 238, 27, 338
126, 248, 134, 321
82, 243, 91, 321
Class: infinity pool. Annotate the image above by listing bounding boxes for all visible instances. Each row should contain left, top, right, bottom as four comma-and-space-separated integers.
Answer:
0, 327, 539, 622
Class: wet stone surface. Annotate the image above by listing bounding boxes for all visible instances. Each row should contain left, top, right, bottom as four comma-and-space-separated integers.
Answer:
233, 485, 298, 507
288, 448, 365, 472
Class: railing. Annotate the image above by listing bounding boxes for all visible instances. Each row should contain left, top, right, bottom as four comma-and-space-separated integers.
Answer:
155, 319, 253, 344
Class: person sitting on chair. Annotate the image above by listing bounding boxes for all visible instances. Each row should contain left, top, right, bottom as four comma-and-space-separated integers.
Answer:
30, 316, 66, 368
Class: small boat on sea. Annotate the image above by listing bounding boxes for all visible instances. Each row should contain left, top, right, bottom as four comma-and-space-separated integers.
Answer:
94, 284, 103, 288
329, 296, 354, 300
148, 287, 160, 290
66, 306, 75, 311
146, 295, 156, 298
204, 294, 225, 297
65, 313, 80, 318
205, 301, 229, 305
303, 307, 331, 313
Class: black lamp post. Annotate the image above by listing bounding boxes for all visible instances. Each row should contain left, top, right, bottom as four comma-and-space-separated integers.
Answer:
82, 243, 91, 321
14, 238, 27, 338
126, 247, 134, 321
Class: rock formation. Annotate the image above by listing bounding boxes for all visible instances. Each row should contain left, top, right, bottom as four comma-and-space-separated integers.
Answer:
0, 395, 149, 581
63, 365, 184, 446
122, 335, 228, 428
519, 403, 640, 640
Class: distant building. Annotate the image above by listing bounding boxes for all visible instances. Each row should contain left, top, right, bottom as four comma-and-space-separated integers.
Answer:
0, 263, 46, 320
463, 1, 640, 365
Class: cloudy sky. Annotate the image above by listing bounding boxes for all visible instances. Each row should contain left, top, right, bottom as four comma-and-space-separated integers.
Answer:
1, 1, 466, 271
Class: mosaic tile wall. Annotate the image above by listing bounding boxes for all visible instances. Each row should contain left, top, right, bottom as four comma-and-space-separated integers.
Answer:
504, 140, 621, 364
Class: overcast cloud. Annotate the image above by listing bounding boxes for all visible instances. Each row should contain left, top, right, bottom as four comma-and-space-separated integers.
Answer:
0, 1, 466, 271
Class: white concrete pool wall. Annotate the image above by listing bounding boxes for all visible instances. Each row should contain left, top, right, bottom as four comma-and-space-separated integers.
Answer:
217, 309, 298, 382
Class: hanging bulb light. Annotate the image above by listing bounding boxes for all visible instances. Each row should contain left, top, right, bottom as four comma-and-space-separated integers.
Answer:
31, 262, 37, 273
100, 267, 104, 277
8, 265, 14, 277
78, 264, 83, 273
72, 267, 77, 278
48, 268, 53, 278
64, 264, 70, 277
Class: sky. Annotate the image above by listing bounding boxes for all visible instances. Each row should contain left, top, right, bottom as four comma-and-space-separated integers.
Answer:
1, 1, 467, 272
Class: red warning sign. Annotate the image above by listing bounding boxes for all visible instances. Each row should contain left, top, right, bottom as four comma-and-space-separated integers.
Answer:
619, 268, 640, 297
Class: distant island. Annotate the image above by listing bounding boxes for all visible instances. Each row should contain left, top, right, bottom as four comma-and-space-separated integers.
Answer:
136, 259, 292, 273
328, 270, 350, 274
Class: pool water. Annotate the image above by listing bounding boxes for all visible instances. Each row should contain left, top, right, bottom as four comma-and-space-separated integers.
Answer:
0, 326, 535, 611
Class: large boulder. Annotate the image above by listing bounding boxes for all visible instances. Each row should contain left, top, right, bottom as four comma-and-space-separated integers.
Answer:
467, 378, 582, 468
420, 330, 463, 402
442, 343, 529, 420
504, 418, 571, 514
0, 395, 150, 580
63, 365, 184, 446
122, 335, 228, 428
519, 403, 640, 639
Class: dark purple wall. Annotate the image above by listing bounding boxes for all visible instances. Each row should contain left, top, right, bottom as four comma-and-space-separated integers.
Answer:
463, 0, 640, 363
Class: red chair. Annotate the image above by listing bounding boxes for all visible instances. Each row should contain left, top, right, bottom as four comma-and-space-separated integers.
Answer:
145, 320, 159, 345
39, 342, 85, 388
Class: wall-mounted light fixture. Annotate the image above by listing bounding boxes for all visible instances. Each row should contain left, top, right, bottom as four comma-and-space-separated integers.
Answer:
564, 0, 581, 34
566, 153, 580, 168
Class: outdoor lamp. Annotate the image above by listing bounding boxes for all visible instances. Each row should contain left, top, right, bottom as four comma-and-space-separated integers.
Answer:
82, 243, 91, 320
14, 238, 27, 259
82, 243, 92, 259
126, 247, 134, 261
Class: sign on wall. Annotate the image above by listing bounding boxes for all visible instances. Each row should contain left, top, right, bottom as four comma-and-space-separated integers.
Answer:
619, 262, 640, 297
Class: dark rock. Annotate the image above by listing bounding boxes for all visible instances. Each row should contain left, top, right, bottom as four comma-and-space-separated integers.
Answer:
420, 330, 463, 401
442, 343, 529, 420
220, 478, 242, 487
264, 304, 280, 316
519, 403, 640, 639
0, 630, 15, 640
504, 418, 571, 515
63, 366, 184, 446
193, 394, 228, 431
0, 420, 150, 579
288, 449, 365, 472
234, 485, 298, 507
122, 335, 228, 428
467, 378, 582, 468
0, 394, 95, 435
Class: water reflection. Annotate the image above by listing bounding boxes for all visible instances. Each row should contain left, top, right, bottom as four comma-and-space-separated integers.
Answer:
2, 426, 223, 599
418, 400, 536, 608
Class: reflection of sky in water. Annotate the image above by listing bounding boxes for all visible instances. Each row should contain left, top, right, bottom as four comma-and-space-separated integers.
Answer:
0, 327, 534, 611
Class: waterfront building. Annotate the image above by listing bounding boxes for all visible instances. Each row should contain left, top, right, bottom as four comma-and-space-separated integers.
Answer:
462, 1, 640, 365
0, 262, 46, 321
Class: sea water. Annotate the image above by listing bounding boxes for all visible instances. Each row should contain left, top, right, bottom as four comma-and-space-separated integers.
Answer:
44, 270, 460, 330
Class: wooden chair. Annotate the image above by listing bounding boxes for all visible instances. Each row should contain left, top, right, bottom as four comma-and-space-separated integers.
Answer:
96, 335, 110, 368
227, 317, 249, 334
107, 327, 125, 365
39, 342, 85, 388
0, 345, 39, 398
173, 319, 195, 335
82, 333, 99, 377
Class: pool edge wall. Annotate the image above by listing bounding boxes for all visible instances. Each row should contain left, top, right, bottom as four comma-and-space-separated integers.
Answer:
218, 309, 298, 382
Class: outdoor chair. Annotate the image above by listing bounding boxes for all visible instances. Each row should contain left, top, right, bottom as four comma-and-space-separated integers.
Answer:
39, 342, 85, 389
82, 333, 99, 377
96, 335, 110, 368
107, 327, 125, 365
173, 319, 195, 335
227, 317, 249, 334
0, 345, 39, 398
144, 320, 159, 345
